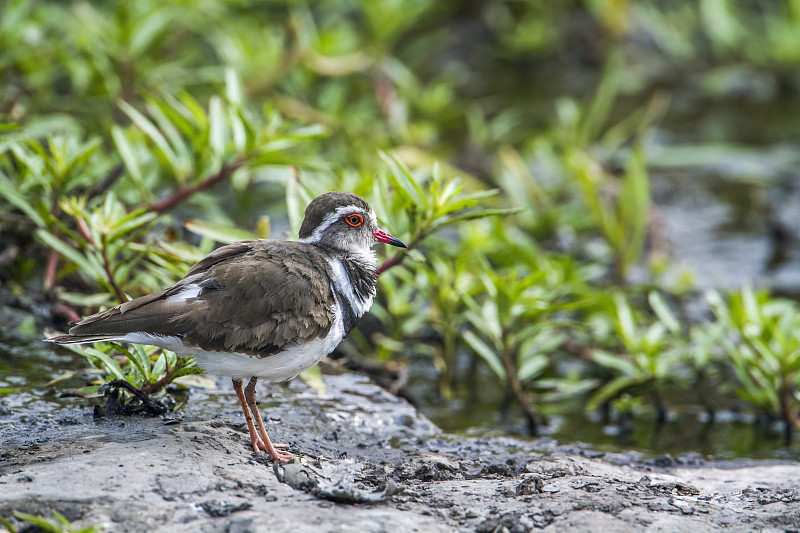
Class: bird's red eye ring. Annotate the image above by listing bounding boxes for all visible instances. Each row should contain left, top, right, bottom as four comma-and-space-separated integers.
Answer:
345, 214, 364, 227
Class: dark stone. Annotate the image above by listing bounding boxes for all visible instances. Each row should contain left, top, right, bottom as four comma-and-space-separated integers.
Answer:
413, 463, 457, 482
199, 499, 253, 517
650, 482, 700, 496
516, 475, 544, 496
649, 454, 676, 467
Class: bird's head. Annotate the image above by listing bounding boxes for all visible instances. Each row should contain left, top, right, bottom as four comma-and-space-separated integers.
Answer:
298, 191, 407, 253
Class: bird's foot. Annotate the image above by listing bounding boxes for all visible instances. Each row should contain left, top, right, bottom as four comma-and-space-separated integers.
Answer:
251, 436, 293, 462
269, 447, 294, 464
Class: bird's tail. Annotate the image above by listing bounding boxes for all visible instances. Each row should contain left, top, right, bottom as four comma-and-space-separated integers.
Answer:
45, 334, 122, 345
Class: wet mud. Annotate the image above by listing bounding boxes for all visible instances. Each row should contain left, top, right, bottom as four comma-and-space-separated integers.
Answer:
1, 373, 799, 532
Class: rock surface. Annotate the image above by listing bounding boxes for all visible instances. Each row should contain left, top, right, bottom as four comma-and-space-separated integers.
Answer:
1, 373, 799, 532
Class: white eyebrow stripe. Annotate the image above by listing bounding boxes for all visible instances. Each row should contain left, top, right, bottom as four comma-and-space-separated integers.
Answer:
298, 204, 370, 243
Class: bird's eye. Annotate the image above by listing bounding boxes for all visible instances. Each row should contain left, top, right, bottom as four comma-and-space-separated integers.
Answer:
345, 214, 364, 227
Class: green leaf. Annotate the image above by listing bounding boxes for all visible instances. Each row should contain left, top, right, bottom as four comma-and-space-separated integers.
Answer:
13, 512, 54, 531
113, 343, 151, 383
437, 188, 498, 213
208, 95, 227, 156
286, 173, 312, 236
618, 147, 650, 269
0, 174, 46, 227
62, 344, 126, 381
172, 366, 205, 379
111, 125, 144, 183
580, 49, 622, 144
648, 291, 681, 333
50, 510, 72, 528
225, 67, 243, 106
463, 330, 505, 380
55, 290, 115, 307
148, 99, 194, 175
131, 8, 173, 53
518, 353, 548, 382
586, 375, 645, 412
379, 151, 425, 206
591, 349, 639, 376
642, 322, 667, 353
228, 107, 247, 152
184, 219, 260, 243
119, 100, 182, 177
741, 284, 761, 326
614, 293, 638, 348
706, 290, 729, 323
430, 207, 524, 232
300, 365, 327, 394
36, 229, 95, 275
108, 210, 158, 242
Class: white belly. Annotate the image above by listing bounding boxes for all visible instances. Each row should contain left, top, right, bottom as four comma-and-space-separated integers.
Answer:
120, 305, 346, 382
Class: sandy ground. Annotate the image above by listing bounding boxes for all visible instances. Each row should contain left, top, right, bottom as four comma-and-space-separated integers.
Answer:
1, 373, 799, 532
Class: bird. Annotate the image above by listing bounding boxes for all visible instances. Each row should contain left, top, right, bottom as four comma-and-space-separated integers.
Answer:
47, 191, 407, 463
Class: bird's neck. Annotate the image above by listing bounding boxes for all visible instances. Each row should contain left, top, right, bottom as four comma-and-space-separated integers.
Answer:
340, 249, 378, 302
320, 246, 378, 334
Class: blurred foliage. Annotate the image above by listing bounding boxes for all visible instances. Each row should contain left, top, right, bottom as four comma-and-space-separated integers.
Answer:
0, 510, 103, 533
708, 287, 800, 442
2, 0, 800, 443
586, 292, 683, 418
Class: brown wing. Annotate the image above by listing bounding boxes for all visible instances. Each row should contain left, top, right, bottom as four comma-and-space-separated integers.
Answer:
61, 240, 336, 356
184, 240, 256, 277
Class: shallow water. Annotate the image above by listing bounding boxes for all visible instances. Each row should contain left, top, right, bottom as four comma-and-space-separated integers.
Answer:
411, 344, 800, 462
423, 394, 800, 462
650, 147, 800, 296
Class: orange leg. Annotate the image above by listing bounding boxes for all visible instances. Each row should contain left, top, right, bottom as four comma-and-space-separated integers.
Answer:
244, 377, 293, 463
232, 378, 266, 454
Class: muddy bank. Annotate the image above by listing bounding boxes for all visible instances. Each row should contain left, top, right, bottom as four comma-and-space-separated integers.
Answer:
1, 373, 799, 532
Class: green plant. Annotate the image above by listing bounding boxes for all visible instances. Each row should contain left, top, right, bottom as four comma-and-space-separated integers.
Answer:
413, 253, 480, 400
462, 257, 579, 435
0, 134, 113, 290
684, 320, 730, 417
0, 510, 103, 533
566, 146, 650, 283
586, 291, 685, 423
38, 194, 160, 304
708, 285, 800, 443
371, 154, 521, 273
56, 340, 202, 401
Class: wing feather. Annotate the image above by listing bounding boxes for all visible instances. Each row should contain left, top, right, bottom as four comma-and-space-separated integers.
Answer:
53, 240, 336, 357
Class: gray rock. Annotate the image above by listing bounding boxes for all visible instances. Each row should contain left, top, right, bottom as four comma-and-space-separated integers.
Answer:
0, 373, 799, 532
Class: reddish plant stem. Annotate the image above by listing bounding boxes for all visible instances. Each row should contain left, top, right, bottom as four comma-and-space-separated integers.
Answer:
76, 216, 96, 246
44, 249, 59, 290
77, 216, 121, 301
44, 188, 63, 290
377, 253, 403, 276
53, 303, 81, 323
377, 232, 424, 276
146, 158, 245, 214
